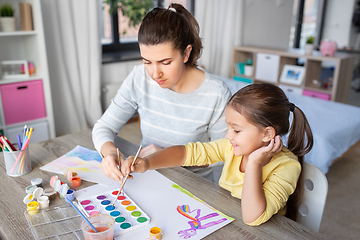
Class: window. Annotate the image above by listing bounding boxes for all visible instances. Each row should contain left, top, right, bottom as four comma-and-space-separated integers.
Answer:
100, 0, 194, 63
289, 0, 326, 49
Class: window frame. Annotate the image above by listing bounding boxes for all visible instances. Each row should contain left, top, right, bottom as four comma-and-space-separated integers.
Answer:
292, 0, 326, 49
101, 0, 195, 63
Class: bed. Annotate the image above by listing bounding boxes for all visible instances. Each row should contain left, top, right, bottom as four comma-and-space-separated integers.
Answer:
219, 76, 360, 174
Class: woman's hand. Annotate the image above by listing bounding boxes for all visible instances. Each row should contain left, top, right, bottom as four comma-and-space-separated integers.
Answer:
139, 144, 162, 158
249, 135, 283, 167
101, 151, 125, 183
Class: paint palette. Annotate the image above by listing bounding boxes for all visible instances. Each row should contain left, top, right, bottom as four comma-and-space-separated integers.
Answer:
77, 189, 150, 237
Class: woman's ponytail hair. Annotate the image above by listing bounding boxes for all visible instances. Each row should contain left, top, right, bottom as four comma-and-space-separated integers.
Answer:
138, 3, 203, 66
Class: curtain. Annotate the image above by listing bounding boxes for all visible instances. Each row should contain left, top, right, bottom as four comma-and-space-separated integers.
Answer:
41, 0, 102, 136
195, 0, 244, 77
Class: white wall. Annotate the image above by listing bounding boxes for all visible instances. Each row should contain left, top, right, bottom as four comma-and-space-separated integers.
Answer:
101, 60, 142, 86
322, 0, 357, 48
241, 0, 294, 50
101, 60, 141, 110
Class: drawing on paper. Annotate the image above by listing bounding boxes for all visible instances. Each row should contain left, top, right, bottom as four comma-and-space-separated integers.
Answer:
177, 205, 227, 239
40, 145, 114, 186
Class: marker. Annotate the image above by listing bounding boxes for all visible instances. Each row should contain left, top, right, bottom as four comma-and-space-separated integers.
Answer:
23, 125, 27, 143
28, 128, 33, 139
17, 135, 22, 150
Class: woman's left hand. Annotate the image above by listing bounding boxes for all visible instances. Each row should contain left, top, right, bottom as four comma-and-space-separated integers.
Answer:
139, 144, 162, 158
249, 135, 283, 167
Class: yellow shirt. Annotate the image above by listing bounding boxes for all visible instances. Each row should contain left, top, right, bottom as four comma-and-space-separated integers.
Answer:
184, 138, 301, 226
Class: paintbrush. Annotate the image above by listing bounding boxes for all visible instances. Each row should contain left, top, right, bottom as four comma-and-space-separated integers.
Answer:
111, 145, 142, 207
64, 195, 98, 232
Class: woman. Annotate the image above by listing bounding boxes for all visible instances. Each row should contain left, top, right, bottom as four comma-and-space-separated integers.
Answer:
92, 3, 231, 183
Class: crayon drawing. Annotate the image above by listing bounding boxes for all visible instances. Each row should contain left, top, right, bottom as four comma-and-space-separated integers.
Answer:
40, 145, 114, 186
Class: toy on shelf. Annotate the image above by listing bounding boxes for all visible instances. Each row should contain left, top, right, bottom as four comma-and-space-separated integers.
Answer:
320, 40, 337, 57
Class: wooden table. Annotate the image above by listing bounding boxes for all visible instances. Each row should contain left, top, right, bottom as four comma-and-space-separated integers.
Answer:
0, 129, 329, 240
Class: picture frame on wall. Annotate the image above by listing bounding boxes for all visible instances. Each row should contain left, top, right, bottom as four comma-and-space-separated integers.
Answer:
280, 64, 305, 86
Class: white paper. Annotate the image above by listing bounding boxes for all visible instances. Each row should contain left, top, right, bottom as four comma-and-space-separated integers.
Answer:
75, 170, 234, 240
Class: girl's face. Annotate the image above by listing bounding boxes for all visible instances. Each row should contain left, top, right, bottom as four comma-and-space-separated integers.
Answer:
139, 42, 190, 92
225, 106, 267, 157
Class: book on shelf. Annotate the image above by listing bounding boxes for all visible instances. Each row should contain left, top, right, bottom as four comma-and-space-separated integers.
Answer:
19, 3, 34, 31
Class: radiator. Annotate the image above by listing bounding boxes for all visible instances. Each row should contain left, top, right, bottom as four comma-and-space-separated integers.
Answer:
101, 83, 122, 111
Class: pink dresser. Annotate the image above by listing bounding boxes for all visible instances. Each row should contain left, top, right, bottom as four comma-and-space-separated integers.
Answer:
0, 80, 46, 125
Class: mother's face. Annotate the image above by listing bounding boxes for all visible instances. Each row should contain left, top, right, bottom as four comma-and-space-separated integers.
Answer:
139, 42, 191, 92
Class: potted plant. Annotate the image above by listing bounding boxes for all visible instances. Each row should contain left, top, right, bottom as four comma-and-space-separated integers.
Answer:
244, 58, 253, 77
0, 3, 16, 32
103, 0, 152, 35
304, 36, 314, 55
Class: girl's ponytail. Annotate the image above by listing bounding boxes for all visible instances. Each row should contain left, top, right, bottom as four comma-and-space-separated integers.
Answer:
285, 106, 313, 220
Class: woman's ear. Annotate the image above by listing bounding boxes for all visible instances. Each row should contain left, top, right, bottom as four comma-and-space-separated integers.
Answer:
183, 45, 192, 63
262, 127, 276, 142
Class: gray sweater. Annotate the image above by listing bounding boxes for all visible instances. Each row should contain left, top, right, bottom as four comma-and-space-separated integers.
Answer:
92, 64, 231, 152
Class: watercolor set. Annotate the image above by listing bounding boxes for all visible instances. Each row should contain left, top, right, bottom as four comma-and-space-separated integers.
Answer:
77, 188, 150, 237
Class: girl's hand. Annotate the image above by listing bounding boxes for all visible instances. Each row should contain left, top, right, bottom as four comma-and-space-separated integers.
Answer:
249, 135, 283, 167
101, 151, 125, 183
120, 156, 149, 180
139, 144, 162, 158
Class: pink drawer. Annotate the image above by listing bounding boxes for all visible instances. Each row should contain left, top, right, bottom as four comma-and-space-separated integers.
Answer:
0, 80, 46, 125
302, 90, 331, 101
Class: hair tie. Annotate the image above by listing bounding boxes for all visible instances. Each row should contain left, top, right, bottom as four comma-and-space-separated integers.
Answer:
168, 7, 176, 12
289, 103, 295, 112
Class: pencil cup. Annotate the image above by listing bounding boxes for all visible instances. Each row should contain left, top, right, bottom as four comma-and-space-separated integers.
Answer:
81, 214, 115, 240
3, 147, 32, 177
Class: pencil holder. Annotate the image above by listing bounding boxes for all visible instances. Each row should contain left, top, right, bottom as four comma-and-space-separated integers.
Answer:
3, 147, 32, 177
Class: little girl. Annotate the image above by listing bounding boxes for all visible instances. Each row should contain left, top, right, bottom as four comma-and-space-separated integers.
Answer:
121, 83, 313, 226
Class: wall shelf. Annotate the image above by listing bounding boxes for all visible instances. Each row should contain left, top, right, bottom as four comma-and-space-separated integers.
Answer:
0, 0, 55, 144
231, 46, 354, 103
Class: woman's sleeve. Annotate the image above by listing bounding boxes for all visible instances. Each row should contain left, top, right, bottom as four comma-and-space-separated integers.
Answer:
245, 160, 301, 226
184, 139, 228, 166
208, 86, 231, 141
92, 68, 139, 152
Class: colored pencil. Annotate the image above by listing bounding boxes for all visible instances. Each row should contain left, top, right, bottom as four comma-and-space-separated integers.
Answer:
4, 136, 16, 151
1, 137, 13, 152
111, 145, 142, 207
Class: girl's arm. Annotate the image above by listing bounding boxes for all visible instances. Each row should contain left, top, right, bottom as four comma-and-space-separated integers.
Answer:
121, 145, 187, 178
241, 137, 282, 223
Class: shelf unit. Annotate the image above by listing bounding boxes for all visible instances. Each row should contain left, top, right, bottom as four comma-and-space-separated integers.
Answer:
0, 0, 55, 144
230, 46, 354, 103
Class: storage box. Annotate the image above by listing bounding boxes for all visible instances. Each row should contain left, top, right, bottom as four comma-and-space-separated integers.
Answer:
233, 75, 253, 84
0, 80, 46, 125
303, 90, 331, 101
6, 121, 49, 144
278, 84, 303, 95
255, 53, 280, 83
